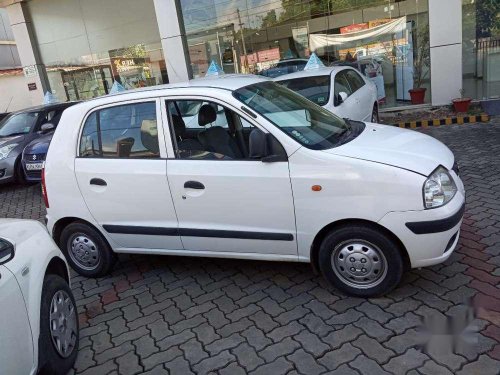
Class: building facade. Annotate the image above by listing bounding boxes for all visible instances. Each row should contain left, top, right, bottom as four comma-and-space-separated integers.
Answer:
1, 0, 499, 110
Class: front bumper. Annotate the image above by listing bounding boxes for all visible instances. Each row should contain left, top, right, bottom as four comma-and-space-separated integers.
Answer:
0, 156, 17, 184
378, 190, 465, 268
21, 160, 43, 182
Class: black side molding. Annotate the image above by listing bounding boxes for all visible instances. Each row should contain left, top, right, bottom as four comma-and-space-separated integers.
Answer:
405, 204, 465, 235
103, 225, 294, 241
103, 225, 178, 236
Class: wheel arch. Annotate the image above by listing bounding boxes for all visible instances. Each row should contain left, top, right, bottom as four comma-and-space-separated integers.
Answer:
52, 217, 105, 247
44, 256, 70, 284
309, 218, 410, 274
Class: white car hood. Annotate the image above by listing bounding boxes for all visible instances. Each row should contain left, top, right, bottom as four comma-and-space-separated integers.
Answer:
323, 122, 454, 176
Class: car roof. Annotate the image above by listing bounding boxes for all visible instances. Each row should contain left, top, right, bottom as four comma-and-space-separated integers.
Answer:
274, 66, 350, 81
9, 101, 80, 115
74, 74, 270, 108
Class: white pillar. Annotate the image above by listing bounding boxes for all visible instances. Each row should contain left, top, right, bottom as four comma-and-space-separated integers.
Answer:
153, 0, 191, 83
428, 0, 462, 106
6, 1, 50, 106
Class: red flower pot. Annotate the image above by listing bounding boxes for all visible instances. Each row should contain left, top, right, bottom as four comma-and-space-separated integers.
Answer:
452, 98, 472, 113
408, 88, 426, 104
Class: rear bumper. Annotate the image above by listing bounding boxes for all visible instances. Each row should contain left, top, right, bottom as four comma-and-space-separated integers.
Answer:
0, 156, 17, 184
379, 191, 465, 268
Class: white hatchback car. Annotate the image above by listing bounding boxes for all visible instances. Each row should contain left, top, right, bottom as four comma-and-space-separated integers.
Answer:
275, 66, 379, 123
44, 75, 465, 297
0, 219, 78, 375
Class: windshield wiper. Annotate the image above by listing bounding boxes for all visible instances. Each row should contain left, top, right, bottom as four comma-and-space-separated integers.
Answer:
0, 132, 26, 137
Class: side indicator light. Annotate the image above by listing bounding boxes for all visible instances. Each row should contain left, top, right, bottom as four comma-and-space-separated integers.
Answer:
312, 185, 322, 192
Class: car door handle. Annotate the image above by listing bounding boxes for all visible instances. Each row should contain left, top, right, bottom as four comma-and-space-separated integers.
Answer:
184, 181, 205, 189
90, 178, 107, 186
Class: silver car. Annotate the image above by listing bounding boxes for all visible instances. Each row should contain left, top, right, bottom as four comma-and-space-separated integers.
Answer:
0, 102, 77, 184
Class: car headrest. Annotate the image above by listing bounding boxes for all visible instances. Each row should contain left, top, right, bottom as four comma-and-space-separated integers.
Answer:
198, 104, 217, 126
172, 114, 186, 138
140, 119, 159, 155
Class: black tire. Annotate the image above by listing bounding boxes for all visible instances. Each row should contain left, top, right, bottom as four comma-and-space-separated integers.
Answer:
38, 275, 79, 375
60, 222, 116, 277
15, 157, 27, 185
371, 104, 380, 123
318, 224, 404, 297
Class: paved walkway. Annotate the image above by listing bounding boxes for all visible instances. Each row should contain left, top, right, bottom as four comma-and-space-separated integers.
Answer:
1, 121, 499, 375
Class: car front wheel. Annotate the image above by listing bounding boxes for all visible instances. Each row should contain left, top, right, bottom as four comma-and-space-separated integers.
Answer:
318, 224, 404, 297
60, 222, 116, 277
371, 104, 379, 123
38, 275, 79, 375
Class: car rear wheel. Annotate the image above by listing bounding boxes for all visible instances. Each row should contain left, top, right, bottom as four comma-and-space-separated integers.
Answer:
318, 224, 404, 297
60, 222, 116, 277
38, 275, 78, 375
371, 104, 379, 123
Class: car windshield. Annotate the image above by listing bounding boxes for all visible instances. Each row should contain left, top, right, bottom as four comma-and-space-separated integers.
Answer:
278, 75, 331, 106
233, 81, 349, 150
0, 112, 39, 137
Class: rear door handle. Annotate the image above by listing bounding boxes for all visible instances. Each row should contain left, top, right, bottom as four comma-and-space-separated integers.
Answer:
184, 181, 205, 189
90, 178, 107, 186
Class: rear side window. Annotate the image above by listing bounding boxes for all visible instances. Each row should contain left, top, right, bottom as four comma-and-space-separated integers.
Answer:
79, 102, 159, 158
279, 75, 331, 106
345, 70, 365, 92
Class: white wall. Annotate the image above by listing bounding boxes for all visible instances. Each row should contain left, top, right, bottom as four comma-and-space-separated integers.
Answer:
0, 73, 32, 112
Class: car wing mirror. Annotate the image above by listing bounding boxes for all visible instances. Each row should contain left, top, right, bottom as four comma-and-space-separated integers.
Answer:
249, 129, 287, 163
40, 122, 55, 134
336, 92, 348, 105
0, 238, 15, 265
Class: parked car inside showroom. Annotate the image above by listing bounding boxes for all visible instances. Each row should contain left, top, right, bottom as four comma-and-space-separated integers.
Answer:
44, 75, 465, 297
275, 65, 379, 123
0, 219, 78, 375
0, 102, 78, 185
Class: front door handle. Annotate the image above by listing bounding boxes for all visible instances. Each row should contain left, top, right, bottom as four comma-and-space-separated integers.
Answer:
184, 181, 205, 190
90, 178, 107, 186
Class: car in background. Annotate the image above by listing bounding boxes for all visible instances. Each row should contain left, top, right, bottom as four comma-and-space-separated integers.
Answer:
275, 66, 379, 123
0, 102, 78, 185
22, 133, 54, 182
45, 75, 465, 297
0, 219, 78, 375
258, 58, 309, 78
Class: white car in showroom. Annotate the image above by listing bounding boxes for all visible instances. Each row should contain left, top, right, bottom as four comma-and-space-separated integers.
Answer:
44, 75, 464, 297
0, 219, 78, 375
275, 65, 380, 123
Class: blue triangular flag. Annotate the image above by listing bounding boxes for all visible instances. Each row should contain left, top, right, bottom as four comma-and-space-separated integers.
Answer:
43, 91, 59, 104
304, 53, 325, 71
109, 81, 126, 94
206, 60, 224, 76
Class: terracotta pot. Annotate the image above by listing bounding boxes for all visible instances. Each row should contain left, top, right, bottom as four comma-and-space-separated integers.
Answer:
408, 88, 426, 105
452, 98, 472, 113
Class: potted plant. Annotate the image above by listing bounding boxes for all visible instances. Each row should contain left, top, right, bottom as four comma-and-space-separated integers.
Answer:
452, 89, 472, 113
409, 24, 430, 105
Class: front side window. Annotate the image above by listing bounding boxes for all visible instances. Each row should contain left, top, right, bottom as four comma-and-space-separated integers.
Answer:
279, 75, 331, 106
334, 71, 353, 100
233, 82, 349, 150
79, 102, 159, 158
345, 70, 366, 92
0, 112, 39, 137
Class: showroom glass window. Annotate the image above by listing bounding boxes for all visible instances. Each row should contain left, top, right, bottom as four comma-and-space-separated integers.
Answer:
26, 0, 169, 102
462, 0, 500, 101
179, 0, 431, 108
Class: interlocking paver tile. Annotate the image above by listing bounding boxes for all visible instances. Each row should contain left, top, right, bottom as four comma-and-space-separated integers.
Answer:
2, 121, 500, 374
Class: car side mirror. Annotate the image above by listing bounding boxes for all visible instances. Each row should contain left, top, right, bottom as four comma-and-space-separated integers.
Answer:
249, 129, 287, 163
0, 238, 14, 265
41, 123, 55, 134
336, 92, 348, 106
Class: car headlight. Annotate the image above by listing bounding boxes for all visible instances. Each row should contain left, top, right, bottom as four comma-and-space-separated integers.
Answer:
0, 144, 17, 160
423, 166, 457, 209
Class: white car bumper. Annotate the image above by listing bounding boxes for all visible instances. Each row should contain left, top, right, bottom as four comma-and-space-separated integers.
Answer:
378, 190, 465, 268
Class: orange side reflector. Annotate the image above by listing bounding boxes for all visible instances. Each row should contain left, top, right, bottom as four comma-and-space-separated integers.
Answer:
312, 185, 322, 192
